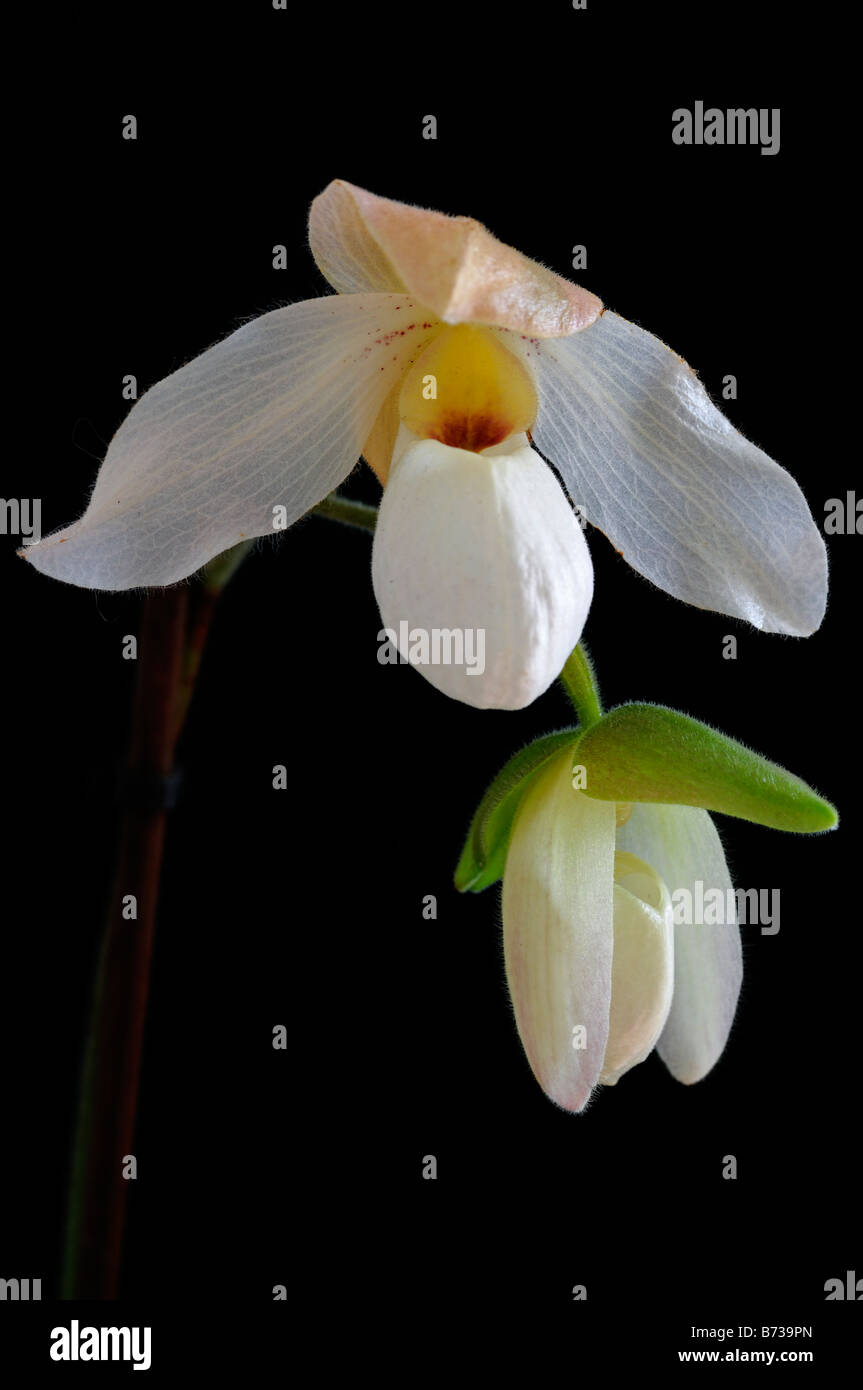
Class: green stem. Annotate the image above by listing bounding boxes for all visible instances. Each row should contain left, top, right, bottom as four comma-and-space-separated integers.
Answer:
311, 493, 378, 532
559, 642, 603, 728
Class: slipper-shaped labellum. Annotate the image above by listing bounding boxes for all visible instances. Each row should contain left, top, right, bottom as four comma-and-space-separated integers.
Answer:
24, 180, 827, 709
502, 750, 742, 1111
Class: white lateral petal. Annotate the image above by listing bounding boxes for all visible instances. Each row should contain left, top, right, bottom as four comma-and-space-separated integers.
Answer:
25, 295, 438, 590
529, 311, 827, 635
600, 854, 675, 1086
309, 180, 603, 337
617, 804, 742, 1084
371, 433, 594, 709
502, 755, 617, 1112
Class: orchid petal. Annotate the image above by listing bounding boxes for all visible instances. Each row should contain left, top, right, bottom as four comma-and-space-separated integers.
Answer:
24, 295, 437, 590
309, 180, 602, 338
372, 432, 594, 709
361, 378, 403, 485
529, 311, 827, 635
600, 854, 675, 1086
617, 804, 742, 1084
502, 754, 617, 1112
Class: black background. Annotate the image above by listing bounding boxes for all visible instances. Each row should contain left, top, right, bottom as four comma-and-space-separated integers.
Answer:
2, 1, 858, 1372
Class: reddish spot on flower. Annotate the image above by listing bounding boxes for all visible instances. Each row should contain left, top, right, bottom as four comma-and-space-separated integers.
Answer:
428, 412, 510, 453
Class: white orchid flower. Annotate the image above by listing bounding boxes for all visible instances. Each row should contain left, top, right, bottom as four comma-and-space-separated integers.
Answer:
502, 751, 742, 1112
24, 180, 826, 708
459, 690, 837, 1113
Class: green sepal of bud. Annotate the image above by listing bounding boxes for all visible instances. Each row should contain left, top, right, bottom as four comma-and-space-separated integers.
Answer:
573, 703, 838, 833
455, 730, 580, 892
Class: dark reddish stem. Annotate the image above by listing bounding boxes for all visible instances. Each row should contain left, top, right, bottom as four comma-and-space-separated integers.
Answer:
62, 587, 189, 1299
60, 509, 348, 1297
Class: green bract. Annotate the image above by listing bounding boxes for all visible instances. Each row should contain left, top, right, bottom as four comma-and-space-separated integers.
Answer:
574, 704, 837, 834
455, 700, 837, 894
455, 730, 579, 892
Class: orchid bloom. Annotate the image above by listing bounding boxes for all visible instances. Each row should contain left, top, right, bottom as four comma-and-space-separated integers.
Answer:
456, 688, 837, 1113
24, 180, 826, 708
502, 753, 740, 1111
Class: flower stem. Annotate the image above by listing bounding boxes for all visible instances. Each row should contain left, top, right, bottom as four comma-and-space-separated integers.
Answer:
172, 543, 253, 743
311, 493, 378, 532
559, 643, 603, 728
62, 589, 188, 1298
62, 545, 249, 1299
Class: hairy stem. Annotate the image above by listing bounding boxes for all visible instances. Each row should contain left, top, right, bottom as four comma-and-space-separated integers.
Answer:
559, 643, 603, 728
311, 493, 378, 532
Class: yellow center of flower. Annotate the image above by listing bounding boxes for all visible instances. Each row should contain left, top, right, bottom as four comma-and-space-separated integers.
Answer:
398, 324, 538, 454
